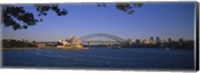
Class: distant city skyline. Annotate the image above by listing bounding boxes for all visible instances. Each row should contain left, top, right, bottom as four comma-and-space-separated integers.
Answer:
2, 2, 195, 41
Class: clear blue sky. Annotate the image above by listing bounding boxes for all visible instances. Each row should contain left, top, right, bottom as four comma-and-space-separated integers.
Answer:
2, 2, 195, 41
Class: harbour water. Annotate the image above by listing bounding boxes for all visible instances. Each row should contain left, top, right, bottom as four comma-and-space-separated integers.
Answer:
2, 48, 194, 70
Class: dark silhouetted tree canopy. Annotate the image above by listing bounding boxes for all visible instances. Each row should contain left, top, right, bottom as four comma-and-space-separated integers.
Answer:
2, 4, 67, 30
98, 3, 143, 14
2, 3, 143, 30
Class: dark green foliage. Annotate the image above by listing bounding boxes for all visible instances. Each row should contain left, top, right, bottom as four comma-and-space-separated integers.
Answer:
2, 39, 37, 48
133, 2, 143, 7
97, 3, 106, 7
115, 3, 143, 14
97, 3, 143, 14
116, 3, 134, 14
34, 4, 68, 16
2, 6, 39, 30
2, 4, 67, 30
2, 3, 143, 31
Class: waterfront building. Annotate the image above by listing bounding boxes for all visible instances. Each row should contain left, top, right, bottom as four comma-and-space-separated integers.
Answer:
127, 38, 133, 46
149, 37, 156, 45
135, 39, 141, 45
57, 36, 83, 49
36, 42, 46, 48
145, 40, 150, 44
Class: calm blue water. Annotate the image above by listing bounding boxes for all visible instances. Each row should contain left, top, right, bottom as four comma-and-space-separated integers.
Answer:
2, 48, 194, 70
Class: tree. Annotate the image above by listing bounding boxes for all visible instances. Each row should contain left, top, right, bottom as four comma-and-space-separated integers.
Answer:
97, 3, 143, 14
2, 4, 67, 30
2, 3, 143, 30
2, 39, 37, 48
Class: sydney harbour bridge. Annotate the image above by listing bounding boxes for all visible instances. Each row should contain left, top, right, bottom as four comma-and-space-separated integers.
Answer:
79, 33, 129, 47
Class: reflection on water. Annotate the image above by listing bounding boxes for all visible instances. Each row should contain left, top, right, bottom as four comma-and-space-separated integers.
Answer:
2, 48, 194, 70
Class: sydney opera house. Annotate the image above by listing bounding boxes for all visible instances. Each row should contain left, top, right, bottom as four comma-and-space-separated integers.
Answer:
57, 36, 83, 49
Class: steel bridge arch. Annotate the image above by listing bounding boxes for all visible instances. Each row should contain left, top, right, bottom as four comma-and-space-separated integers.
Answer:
79, 33, 127, 45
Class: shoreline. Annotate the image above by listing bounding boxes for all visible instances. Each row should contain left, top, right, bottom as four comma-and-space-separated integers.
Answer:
1, 47, 194, 51
2, 48, 40, 50
1, 47, 89, 50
